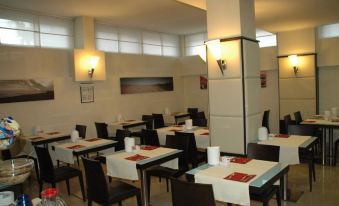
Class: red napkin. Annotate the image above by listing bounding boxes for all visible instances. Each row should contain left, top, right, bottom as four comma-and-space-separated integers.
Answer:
126, 120, 135, 122
67, 145, 85, 149
275, 134, 290, 138
30, 137, 45, 141
85, 138, 101, 142
46, 132, 60, 135
224, 172, 256, 183
125, 154, 149, 161
303, 120, 316, 123
141, 145, 159, 151
200, 132, 209, 135
230, 157, 252, 164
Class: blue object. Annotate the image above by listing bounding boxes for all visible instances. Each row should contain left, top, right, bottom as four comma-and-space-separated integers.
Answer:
16, 194, 32, 206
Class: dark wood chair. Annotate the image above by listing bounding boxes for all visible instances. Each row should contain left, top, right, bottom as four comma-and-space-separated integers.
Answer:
262, 110, 270, 133
196, 111, 206, 119
142, 115, 154, 130
187, 108, 198, 119
113, 129, 131, 151
82, 157, 141, 206
34, 146, 86, 200
283, 114, 292, 134
75, 124, 87, 139
152, 113, 165, 129
294, 111, 303, 125
170, 178, 216, 206
141, 129, 160, 146
175, 131, 206, 168
287, 124, 316, 191
94, 122, 112, 139
192, 118, 207, 127
146, 134, 190, 201
247, 143, 281, 206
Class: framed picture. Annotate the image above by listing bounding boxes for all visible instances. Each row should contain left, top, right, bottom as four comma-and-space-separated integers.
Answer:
80, 84, 94, 103
120, 77, 174, 94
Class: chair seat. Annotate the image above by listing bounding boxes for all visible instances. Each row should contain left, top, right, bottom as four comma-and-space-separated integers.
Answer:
108, 181, 140, 203
250, 185, 279, 202
51, 166, 82, 182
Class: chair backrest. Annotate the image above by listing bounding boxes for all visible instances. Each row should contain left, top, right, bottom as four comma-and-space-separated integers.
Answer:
174, 131, 198, 168
115, 129, 131, 151
152, 113, 165, 129
262, 110, 270, 133
294, 111, 303, 125
75, 124, 87, 139
196, 111, 206, 119
187, 108, 198, 119
283, 114, 292, 134
82, 157, 109, 204
288, 124, 315, 136
247, 143, 279, 162
142, 115, 154, 130
165, 135, 189, 171
171, 178, 216, 206
34, 146, 55, 181
141, 129, 160, 146
95, 122, 109, 138
192, 118, 207, 127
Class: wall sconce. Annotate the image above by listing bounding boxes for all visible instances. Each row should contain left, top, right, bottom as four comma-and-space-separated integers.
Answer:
88, 56, 100, 78
288, 55, 299, 75
206, 39, 226, 75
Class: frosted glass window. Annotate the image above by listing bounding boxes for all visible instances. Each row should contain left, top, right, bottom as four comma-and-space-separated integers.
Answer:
162, 34, 179, 47
318, 23, 339, 39
120, 41, 142, 54
96, 39, 119, 52
163, 46, 179, 57
143, 44, 162, 55
0, 28, 36, 46
0, 9, 35, 31
39, 16, 73, 35
257, 35, 277, 48
143, 31, 161, 45
185, 33, 207, 47
40, 34, 73, 48
186, 45, 204, 56
96, 24, 118, 40
119, 29, 141, 43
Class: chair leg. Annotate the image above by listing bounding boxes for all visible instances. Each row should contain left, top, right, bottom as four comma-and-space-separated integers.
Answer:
79, 175, 86, 201
66, 179, 70, 195
308, 161, 313, 192
76, 155, 80, 166
146, 173, 151, 201
166, 178, 169, 192
276, 186, 282, 206
136, 191, 142, 206
334, 142, 339, 166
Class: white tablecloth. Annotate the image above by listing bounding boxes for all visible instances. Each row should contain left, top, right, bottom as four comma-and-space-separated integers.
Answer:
156, 126, 210, 148
54, 138, 115, 164
258, 135, 311, 165
195, 160, 277, 206
106, 147, 179, 180
108, 120, 146, 136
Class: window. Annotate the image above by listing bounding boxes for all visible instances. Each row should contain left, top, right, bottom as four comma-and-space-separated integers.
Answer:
0, 8, 74, 49
95, 23, 180, 57
184, 32, 207, 56
318, 23, 339, 39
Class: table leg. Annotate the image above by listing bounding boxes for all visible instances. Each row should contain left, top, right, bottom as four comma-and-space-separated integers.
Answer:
322, 128, 326, 165
283, 173, 288, 200
139, 169, 149, 206
329, 128, 334, 165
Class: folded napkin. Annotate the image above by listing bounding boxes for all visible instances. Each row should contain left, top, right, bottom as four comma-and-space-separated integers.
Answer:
303, 120, 316, 123
46, 132, 60, 135
141, 145, 158, 151
200, 132, 209, 135
85, 138, 101, 142
230, 157, 252, 164
30, 137, 45, 141
224, 172, 256, 183
67, 144, 85, 149
126, 120, 135, 122
275, 134, 290, 138
125, 154, 149, 161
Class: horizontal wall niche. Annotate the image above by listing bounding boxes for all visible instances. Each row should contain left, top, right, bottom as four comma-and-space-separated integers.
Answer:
120, 77, 174, 94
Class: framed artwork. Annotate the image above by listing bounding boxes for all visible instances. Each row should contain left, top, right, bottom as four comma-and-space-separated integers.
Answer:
120, 77, 173, 94
260, 71, 267, 88
0, 79, 54, 104
200, 76, 208, 89
80, 83, 94, 103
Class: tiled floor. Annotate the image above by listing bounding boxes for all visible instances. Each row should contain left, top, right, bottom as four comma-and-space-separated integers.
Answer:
21, 163, 339, 206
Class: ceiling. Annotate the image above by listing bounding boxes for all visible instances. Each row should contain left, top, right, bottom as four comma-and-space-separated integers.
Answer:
0, 0, 339, 35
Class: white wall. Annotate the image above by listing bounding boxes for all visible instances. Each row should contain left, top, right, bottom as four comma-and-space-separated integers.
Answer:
0, 46, 185, 137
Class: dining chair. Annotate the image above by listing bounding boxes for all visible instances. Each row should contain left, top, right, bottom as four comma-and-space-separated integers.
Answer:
152, 113, 165, 129
187, 108, 198, 119
174, 131, 206, 168
247, 143, 281, 206
262, 110, 270, 133
142, 115, 154, 130
141, 129, 160, 146
196, 111, 206, 119
113, 129, 131, 151
146, 134, 190, 201
82, 157, 141, 206
294, 111, 303, 125
283, 114, 292, 134
34, 146, 86, 200
75, 124, 87, 139
170, 178, 216, 206
287, 124, 316, 191
192, 118, 207, 127
94, 122, 111, 139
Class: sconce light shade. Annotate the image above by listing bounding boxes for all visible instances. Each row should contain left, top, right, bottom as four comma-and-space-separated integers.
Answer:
288, 55, 299, 74
206, 39, 226, 75
88, 56, 100, 78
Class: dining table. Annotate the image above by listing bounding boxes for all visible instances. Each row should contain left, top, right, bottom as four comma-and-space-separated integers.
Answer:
108, 119, 147, 136
105, 146, 182, 206
163, 112, 190, 125
156, 125, 210, 148
186, 159, 289, 206
301, 115, 339, 165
